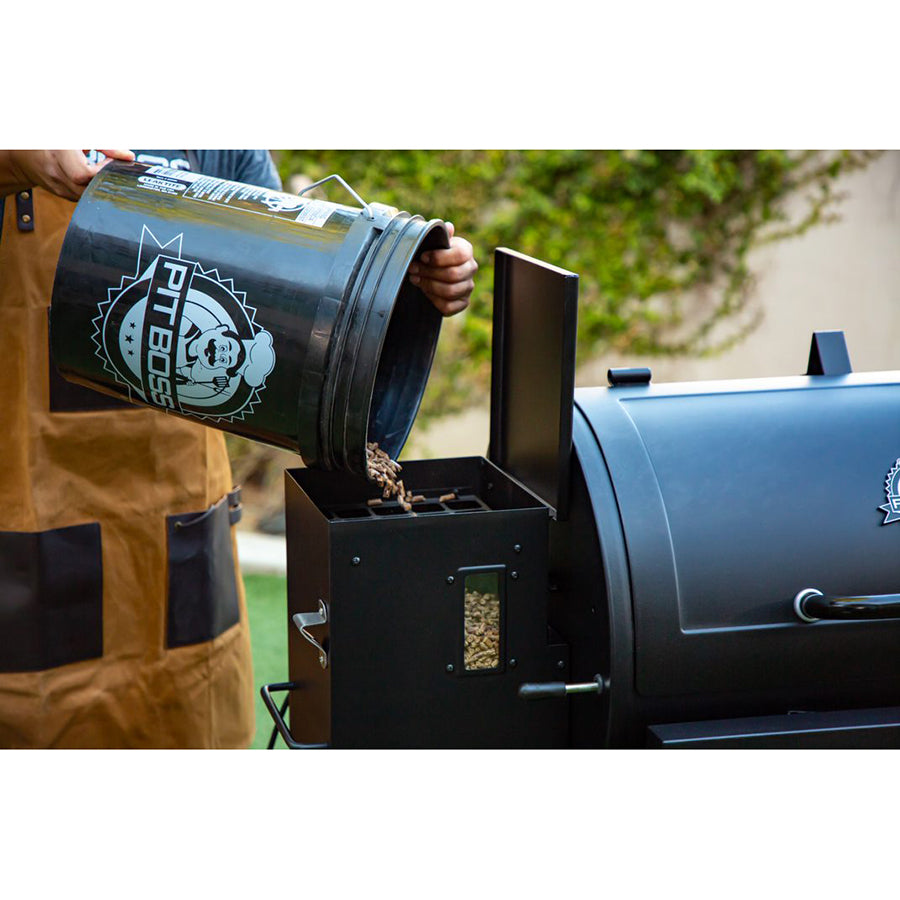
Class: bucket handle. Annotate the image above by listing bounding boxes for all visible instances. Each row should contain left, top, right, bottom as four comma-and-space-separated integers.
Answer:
296, 173, 375, 220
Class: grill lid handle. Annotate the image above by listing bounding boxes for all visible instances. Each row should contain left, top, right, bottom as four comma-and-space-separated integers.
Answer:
794, 588, 900, 623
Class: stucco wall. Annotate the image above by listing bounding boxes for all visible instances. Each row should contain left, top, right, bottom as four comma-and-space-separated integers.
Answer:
584, 149, 900, 385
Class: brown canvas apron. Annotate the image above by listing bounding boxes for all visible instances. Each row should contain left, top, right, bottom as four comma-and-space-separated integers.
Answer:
0, 187, 255, 748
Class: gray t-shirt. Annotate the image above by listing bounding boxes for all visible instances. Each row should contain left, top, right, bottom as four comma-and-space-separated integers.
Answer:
90, 149, 282, 190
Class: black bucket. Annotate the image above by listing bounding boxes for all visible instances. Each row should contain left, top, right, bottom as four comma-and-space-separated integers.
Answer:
49, 161, 448, 476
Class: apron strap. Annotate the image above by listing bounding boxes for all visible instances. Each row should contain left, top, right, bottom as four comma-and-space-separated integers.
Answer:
15, 188, 34, 232
228, 486, 242, 525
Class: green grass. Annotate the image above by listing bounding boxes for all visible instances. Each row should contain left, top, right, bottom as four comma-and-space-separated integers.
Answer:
243, 573, 290, 749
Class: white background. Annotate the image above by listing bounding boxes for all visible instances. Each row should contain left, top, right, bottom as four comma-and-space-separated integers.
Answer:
5, 2, 897, 896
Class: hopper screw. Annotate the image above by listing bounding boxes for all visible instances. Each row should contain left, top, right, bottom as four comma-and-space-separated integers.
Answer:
514, 544, 522, 553
511, 571, 518, 580
351, 557, 360, 566
557, 660, 565, 670
509, 658, 518, 668
446, 575, 455, 584
446, 663, 455, 673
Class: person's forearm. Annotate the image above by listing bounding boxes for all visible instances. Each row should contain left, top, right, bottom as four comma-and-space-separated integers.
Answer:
0, 149, 136, 202
0, 151, 31, 196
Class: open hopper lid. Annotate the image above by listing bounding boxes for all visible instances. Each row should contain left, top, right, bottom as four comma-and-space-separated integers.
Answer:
488, 248, 579, 520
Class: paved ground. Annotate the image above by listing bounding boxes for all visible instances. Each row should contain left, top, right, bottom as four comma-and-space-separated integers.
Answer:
237, 530, 286, 575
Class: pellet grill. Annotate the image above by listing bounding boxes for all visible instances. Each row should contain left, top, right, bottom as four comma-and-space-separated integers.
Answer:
262, 249, 900, 749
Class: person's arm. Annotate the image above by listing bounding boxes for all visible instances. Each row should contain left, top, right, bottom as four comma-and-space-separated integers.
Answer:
407, 222, 478, 317
0, 149, 134, 201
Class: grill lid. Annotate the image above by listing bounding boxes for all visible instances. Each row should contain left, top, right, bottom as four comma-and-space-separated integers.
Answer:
573, 350, 900, 701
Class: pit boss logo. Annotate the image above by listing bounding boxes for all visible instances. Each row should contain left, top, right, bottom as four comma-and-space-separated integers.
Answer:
92, 226, 276, 421
879, 459, 900, 525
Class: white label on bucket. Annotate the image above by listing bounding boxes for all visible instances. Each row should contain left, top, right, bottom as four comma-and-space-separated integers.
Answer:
294, 200, 334, 228
137, 165, 354, 226
183, 176, 278, 211
146, 166, 203, 183
136, 175, 187, 195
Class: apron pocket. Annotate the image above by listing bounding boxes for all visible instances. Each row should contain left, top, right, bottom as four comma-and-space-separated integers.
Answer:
0, 522, 103, 672
166, 492, 241, 648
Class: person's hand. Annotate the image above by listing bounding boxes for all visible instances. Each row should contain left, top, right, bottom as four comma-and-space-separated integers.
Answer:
407, 222, 477, 317
5, 149, 135, 201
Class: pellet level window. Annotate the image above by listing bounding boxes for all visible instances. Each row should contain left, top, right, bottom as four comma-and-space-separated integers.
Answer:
463, 572, 501, 671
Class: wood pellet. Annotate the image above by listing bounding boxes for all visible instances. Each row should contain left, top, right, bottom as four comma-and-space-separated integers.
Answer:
365, 443, 453, 513
464, 589, 500, 670
366, 442, 416, 511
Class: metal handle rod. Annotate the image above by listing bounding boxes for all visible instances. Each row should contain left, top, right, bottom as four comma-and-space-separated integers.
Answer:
259, 681, 328, 749
794, 588, 900, 623
518, 675, 608, 700
296, 173, 374, 220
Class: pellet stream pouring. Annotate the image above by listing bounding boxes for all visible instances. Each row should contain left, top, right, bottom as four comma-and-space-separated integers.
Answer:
366, 442, 417, 511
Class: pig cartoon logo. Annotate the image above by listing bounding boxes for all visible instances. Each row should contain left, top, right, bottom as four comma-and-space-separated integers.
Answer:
92, 226, 276, 421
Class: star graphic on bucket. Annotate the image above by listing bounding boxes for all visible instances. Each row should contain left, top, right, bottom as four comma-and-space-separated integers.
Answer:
91, 226, 276, 422
879, 458, 900, 525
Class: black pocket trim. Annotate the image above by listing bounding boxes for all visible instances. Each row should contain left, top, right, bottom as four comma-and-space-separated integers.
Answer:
0, 522, 103, 672
166, 494, 240, 648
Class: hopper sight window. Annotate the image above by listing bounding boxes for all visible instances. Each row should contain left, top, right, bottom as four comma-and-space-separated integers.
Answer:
464, 572, 501, 672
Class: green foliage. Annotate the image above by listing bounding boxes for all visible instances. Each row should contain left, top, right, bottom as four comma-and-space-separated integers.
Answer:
275, 149, 879, 421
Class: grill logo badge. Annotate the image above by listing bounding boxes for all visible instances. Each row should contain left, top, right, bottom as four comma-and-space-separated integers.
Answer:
92, 226, 276, 421
879, 459, 900, 525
